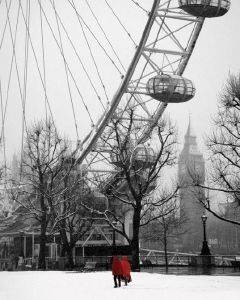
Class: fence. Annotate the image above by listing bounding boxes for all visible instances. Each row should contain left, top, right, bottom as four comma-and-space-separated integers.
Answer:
1, 254, 240, 271
139, 254, 240, 268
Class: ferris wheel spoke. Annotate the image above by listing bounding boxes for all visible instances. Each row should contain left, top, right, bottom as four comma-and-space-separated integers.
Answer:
104, 0, 137, 46
67, 0, 110, 106
129, 0, 148, 14
84, 0, 127, 73
0, 0, 12, 50
77, 0, 162, 165
20, 0, 31, 171
66, 0, 124, 77
38, 0, 96, 125
52, 0, 80, 140
0, 1, 20, 145
5, 0, 22, 98
0, 0, 230, 185
0, 81, 7, 177
19, 1, 56, 124
49, 0, 106, 111
39, 0, 48, 122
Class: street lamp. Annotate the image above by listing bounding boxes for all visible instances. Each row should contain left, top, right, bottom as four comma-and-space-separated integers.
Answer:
200, 214, 211, 256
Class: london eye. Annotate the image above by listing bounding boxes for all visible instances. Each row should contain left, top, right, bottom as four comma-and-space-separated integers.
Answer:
0, 0, 231, 187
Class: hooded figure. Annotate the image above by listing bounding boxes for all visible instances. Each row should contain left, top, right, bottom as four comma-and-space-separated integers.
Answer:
112, 256, 123, 288
121, 256, 131, 285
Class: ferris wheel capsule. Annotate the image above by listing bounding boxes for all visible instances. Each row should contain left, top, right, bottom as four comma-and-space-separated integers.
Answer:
146, 74, 195, 103
111, 144, 156, 169
132, 145, 156, 169
178, 0, 231, 18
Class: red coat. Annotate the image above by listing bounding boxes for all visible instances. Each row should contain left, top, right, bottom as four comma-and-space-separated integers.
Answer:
121, 256, 131, 278
112, 256, 123, 276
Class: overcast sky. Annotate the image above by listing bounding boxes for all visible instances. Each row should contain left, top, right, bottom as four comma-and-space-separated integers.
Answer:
0, 0, 239, 165
169, 0, 240, 156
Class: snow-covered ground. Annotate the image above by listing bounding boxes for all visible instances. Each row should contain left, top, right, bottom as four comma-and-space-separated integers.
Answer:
0, 271, 240, 300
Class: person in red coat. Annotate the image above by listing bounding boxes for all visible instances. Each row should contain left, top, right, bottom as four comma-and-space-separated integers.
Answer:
112, 256, 123, 288
121, 256, 132, 286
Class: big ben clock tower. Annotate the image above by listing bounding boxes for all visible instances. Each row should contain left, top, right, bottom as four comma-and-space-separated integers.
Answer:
178, 119, 205, 252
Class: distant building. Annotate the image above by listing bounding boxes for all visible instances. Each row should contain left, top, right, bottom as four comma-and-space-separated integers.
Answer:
207, 201, 240, 254
178, 119, 205, 253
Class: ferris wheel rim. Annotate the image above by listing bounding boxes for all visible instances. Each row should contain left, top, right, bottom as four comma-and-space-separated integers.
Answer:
77, 0, 205, 165
77, 0, 162, 165
138, 17, 205, 144
0, 0, 206, 173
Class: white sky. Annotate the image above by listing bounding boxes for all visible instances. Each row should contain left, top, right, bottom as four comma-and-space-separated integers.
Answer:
0, 0, 240, 166
169, 0, 240, 155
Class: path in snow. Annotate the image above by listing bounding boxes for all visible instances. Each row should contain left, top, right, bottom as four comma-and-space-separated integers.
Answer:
0, 271, 240, 300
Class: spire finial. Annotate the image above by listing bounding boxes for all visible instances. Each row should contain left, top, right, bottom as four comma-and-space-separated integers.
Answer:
186, 112, 195, 137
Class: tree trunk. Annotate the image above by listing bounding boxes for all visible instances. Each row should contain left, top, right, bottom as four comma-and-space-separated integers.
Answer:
38, 182, 47, 270
131, 207, 141, 271
38, 217, 47, 270
60, 240, 67, 257
131, 238, 140, 271
59, 223, 75, 269
65, 245, 74, 269
60, 240, 74, 269
59, 226, 68, 257
163, 230, 168, 273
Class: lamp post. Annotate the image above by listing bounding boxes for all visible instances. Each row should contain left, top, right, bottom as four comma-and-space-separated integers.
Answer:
200, 214, 211, 256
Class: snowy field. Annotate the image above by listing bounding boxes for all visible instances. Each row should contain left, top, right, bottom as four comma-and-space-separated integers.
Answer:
0, 271, 240, 300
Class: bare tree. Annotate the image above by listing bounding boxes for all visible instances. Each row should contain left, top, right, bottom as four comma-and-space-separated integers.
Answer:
89, 108, 179, 271
52, 176, 94, 269
141, 195, 186, 272
9, 120, 76, 269
191, 73, 240, 226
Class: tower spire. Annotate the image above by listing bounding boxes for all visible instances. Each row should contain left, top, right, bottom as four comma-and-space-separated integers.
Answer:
180, 118, 201, 157
178, 115, 206, 253
186, 113, 195, 137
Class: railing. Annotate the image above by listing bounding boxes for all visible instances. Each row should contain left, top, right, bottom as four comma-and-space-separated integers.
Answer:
23, 257, 57, 270
0, 258, 10, 270
74, 254, 240, 269
214, 255, 240, 267
140, 254, 195, 266
1, 254, 240, 271
139, 254, 240, 268
0, 257, 57, 271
